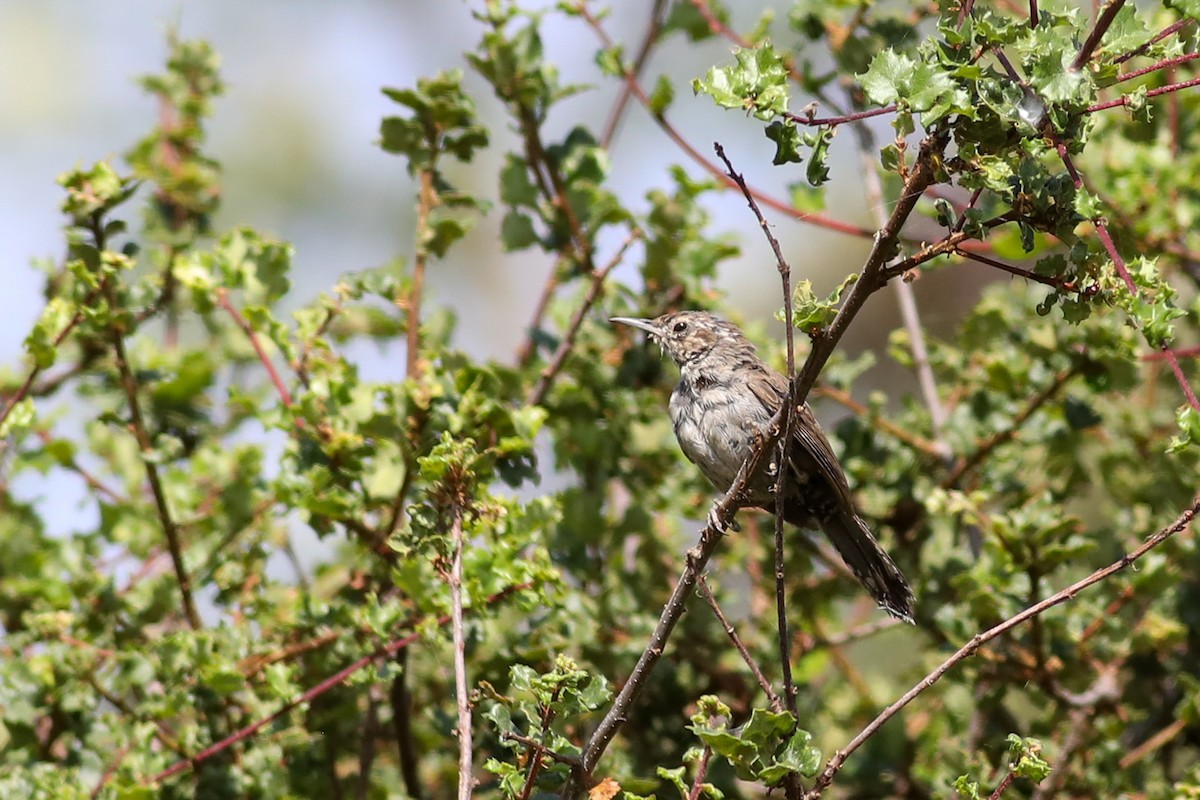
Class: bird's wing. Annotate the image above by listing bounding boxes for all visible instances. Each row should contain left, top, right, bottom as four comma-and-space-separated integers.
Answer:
743, 361, 856, 508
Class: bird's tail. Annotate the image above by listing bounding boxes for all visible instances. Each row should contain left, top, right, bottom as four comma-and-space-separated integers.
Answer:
818, 511, 915, 623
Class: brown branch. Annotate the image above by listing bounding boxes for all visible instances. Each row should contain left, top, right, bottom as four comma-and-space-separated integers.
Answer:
601, 0, 668, 147
217, 289, 293, 408
526, 227, 642, 406
987, 771, 1017, 800
105, 283, 201, 630
810, 385, 945, 457
804, 492, 1200, 798
574, 3, 875, 239
448, 505, 475, 800
687, 747, 714, 800
1071, 0, 1127, 71
955, 248, 1092, 294
712, 144, 801, 757
390, 651, 424, 800
1118, 716, 1188, 769
941, 366, 1077, 489
406, 169, 436, 380
1086, 73, 1200, 113
697, 576, 782, 711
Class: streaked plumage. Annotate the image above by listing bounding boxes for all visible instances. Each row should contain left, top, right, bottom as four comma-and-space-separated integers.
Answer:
613, 310, 915, 622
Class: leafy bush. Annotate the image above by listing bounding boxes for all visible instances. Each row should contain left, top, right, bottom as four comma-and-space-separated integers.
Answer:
3, 2, 1200, 799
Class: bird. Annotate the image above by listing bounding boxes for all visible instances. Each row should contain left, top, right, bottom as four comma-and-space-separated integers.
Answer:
612, 310, 915, 622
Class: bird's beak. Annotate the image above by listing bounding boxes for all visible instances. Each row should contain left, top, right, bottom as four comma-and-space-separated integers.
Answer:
610, 316, 661, 337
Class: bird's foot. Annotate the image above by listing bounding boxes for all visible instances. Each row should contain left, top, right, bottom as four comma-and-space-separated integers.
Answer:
707, 499, 740, 533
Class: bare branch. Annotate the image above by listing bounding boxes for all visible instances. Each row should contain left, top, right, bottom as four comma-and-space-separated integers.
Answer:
1071, 0, 1127, 71
698, 576, 783, 711
527, 227, 642, 407
449, 505, 475, 800
805, 493, 1200, 797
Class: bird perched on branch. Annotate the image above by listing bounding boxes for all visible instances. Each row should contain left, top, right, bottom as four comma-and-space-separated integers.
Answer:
612, 310, 915, 622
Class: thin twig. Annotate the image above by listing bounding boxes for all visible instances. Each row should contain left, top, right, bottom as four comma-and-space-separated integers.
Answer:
1112, 51, 1200, 86
687, 747, 713, 800
804, 492, 1200, 798
502, 732, 583, 768
711, 144, 800, 743
987, 771, 1017, 800
1113, 17, 1195, 64
0, 292, 94, 430
391, 652, 425, 800
1053, 141, 1200, 411
406, 168, 437, 379
852, 119, 951, 460
697, 576, 782, 711
570, 129, 950, 798
527, 227, 642, 406
217, 289, 293, 407
600, 0, 668, 147
955, 248, 1091, 293
141, 581, 534, 788
941, 366, 1078, 489
1086, 74, 1200, 114
102, 274, 201, 629
449, 505, 474, 800
810, 385, 945, 457
574, 3, 875, 239
1118, 716, 1187, 769
1071, 0, 1127, 71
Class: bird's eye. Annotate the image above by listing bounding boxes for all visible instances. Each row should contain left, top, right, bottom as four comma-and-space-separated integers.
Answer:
672, 321, 688, 333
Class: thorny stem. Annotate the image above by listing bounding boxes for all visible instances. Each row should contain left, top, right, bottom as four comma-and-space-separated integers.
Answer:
1071, 0, 1127, 71
804, 493, 1200, 798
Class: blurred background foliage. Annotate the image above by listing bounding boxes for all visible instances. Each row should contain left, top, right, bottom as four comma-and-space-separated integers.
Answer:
1, 1, 1200, 799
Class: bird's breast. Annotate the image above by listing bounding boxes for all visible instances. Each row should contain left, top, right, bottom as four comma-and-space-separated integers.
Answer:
669, 374, 770, 492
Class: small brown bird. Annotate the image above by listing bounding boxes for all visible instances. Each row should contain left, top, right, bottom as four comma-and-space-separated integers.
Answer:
613, 310, 915, 622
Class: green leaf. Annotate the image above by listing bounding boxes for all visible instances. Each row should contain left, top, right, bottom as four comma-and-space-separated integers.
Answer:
693, 43, 790, 121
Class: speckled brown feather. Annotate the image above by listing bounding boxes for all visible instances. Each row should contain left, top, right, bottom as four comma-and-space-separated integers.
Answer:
612, 310, 915, 621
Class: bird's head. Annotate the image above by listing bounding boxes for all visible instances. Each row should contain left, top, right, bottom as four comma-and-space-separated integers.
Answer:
611, 311, 753, 368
